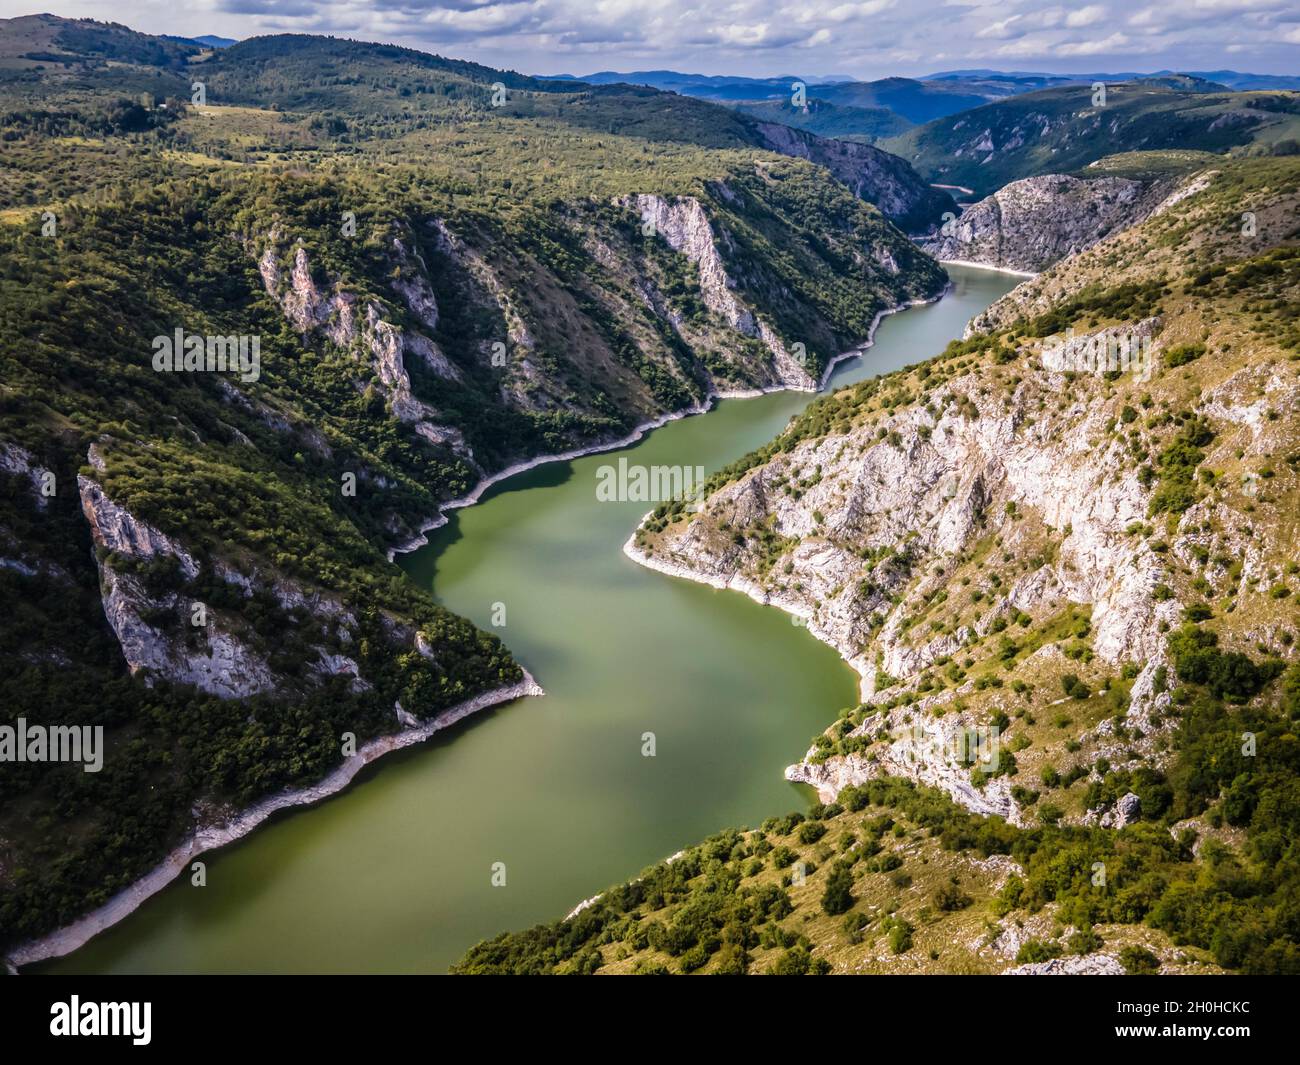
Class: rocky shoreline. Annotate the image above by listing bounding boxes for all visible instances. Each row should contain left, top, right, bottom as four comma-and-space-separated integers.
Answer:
936, 258, 1037, 278
618, 264, 1050, 819
6, 670, 543, 970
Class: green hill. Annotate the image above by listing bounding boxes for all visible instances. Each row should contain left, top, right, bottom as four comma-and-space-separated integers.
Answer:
882, 82, 1300, 198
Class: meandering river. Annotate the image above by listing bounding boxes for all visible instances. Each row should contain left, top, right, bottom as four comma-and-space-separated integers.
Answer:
39, 265, 1018, 974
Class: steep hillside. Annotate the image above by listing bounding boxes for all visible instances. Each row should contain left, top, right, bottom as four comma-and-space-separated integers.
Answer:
918, 152, 1211, 272
882, 82, 1300, 198
461, 156, 1300, 974
748, 122, 952, 232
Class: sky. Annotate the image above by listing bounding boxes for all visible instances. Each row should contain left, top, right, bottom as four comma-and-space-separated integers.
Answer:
4, 0, 1299, 78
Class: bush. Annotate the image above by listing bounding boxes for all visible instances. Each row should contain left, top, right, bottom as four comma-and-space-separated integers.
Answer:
1119, 945, 1161, 975
1168, 624, 1283, 699
767, 946, 812, 975
932, 878, 973, 912
883, 915, 914, 954
821, 862, 856, 916
798, 821, 827, 845
1067, 925, 1103, 955
1015, 938, 1062, 964
1061, 673, 1090, 699
1165, 343, 1206, 368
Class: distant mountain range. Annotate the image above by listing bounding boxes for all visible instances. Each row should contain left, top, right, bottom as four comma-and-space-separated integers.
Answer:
926, 68, 1300, 92
880, 80, 1300, 198
549, 68, 1300, 133
545, 71, 996, 124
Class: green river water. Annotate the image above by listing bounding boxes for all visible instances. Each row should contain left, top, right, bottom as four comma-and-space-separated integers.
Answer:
40, 265, 1017, 974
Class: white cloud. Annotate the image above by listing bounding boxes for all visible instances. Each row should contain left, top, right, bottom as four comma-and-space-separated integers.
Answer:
8, 0, 1297, 77
1056, 31, 1133, 55
1065, 5, 1108, 28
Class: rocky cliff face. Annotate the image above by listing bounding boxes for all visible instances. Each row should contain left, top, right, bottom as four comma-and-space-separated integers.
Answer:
628, 337, 1181, 820
752, 122, 955, 233
918, 172, 1171, 273
75, 450, 442, 705
257, 233, 478, 466
253, 179, 944, 502
627, 194, 815, 390
78, 473, 280, 698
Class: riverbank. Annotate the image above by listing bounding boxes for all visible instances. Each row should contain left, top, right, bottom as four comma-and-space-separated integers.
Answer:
617, 264, 1034, 815
387, 291, 950, 561
6, 670, 543, 970
937, 258, 1037, 278
623, 537, 873, 699
621, 489, 1022, 821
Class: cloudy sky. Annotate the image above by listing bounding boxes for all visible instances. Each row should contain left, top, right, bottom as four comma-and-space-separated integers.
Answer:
7, 0, 1300, 77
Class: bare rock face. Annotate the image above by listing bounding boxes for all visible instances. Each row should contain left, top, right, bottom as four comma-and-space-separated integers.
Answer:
919, 173, 1165, 273
257, 233, 473, 463
389, 235, 440, 331
425, 217, 550, 412
627, 193, 815, 390
78, 475, 278, 698
258, 243, 357, 347
786, 720, 1023, 823
1, 440, 53, 509
751, 122, 954, 232
629, 343, 1186, 820
1114, 792, 1142, 827
79, 476, 199, 580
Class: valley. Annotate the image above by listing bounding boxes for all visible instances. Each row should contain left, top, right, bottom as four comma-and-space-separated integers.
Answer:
30, 267, 1017, 974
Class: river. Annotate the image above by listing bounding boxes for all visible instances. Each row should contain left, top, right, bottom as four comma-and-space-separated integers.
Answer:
38, 264, 1018, 974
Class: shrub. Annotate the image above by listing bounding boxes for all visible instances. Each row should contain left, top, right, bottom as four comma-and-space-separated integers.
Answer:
821, 863, 856, 916
933, 878, 973, 912
1165, 343, 1205, 368
1119, 945, 1161, 975
1061, 673, 1090, 699
1015, 938, 1062, 964
1168, 624, 1283, 699
883, 915, 914, 954
798, 821, 827, 845
767, 946, 812, 975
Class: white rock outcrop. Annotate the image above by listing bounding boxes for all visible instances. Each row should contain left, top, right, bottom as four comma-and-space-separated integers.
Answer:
920, 173, 1168, 273
626, 194, 815, 390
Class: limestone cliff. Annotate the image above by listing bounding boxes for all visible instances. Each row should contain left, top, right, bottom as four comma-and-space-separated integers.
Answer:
918, 171, 1178, 273
630, 155, 1300, 829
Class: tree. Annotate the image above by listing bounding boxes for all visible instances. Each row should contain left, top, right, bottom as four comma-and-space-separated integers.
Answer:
821, 862, 856, 916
